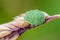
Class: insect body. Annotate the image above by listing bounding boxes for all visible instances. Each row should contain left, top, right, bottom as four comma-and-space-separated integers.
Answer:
24, 10, 45, 26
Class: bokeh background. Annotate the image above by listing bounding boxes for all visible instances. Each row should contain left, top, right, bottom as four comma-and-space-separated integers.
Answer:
0, 0, 60, 40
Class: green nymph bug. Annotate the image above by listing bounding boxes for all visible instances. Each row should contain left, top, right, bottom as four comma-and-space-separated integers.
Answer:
24, 10, 45, 26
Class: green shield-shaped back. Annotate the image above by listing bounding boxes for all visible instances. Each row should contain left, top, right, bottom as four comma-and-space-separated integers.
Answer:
24, 10, 45, 26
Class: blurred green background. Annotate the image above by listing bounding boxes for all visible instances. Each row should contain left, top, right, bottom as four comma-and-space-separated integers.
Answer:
0, 0, 60, 40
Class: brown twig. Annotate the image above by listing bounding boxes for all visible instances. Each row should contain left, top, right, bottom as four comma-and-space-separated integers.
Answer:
0, 13, 60, 40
